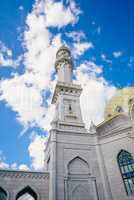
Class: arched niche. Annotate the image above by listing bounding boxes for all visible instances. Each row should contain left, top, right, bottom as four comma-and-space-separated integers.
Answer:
0, 187, 7, 200
68, 156, 89, 175
16, 186, 37, 200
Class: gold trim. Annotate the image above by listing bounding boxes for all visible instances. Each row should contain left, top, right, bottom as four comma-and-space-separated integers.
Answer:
97, 113, 128, 128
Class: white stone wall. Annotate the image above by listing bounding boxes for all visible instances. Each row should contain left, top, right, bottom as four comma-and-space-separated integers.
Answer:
99, 132, 134, 200
97, 115, 134, 200
45, 130, 106, 200
0, 170, 49, 200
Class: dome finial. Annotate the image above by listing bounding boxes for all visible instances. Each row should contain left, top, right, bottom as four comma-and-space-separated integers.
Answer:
56, 43, 70, 58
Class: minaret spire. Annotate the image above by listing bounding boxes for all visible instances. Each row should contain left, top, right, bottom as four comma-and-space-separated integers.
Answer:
55, 44, 73, 83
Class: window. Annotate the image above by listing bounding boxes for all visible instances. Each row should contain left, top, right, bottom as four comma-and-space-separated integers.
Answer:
0, 187, 7, 200
16, 186, 37, 200
117, 150, 134, 195
115, 105, 123, 113
47, 156, 50, 171
69, 104, 72, 111
17, 193, 34, 200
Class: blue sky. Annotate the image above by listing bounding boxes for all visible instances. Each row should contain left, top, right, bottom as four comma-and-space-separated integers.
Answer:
0, 0, 134, 170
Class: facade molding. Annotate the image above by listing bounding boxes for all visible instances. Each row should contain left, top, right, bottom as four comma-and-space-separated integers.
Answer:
0, 170, 49, 180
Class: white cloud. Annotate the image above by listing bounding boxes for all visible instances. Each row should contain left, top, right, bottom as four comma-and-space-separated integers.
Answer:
0, 161, 9, 169
101, 54, 112, 64
0, 74, 45, 128
76, 61, 103, 76
0, 41, 22, 68
75, 61, 116, 128
113, 51, 123, 58
28, 134, 47, 170
0, 151, 29, 170
73, 42, 93, 57
0, 151, 9, 169
10, 163, 18, 170
66, 31, 86, 42
0, 10, 62, 130
19, 164, 30, 171
66, 31, 93, 58
44, 0, 81, 28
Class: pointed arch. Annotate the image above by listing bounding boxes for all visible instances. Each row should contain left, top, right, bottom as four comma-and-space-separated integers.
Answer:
68, 156, 89, 175
16, 186, 37, 200
117, 149, 134, 195
0, 187, 7, 200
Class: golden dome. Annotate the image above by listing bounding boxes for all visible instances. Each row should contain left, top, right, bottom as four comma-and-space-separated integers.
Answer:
105, 87, 134, 119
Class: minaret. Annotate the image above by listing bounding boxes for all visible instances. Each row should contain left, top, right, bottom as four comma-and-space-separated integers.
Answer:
55, 44, 73, 83
52, 44, 85, 132
45, 45, 104, 200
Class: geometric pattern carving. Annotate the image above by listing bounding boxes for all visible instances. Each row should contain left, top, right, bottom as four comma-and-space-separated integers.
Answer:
0, 170, 49, 180
72, 185, 90, 200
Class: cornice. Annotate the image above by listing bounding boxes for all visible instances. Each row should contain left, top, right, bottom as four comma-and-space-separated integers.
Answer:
98, 126, 132, 139
96, 113, 134, 139
0, 170, 49, 180
52, 81, 82, 104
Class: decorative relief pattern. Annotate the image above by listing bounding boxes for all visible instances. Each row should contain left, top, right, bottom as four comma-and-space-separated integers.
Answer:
72, 185, 90, 200
52, 82, 82, 104
58, 124, 85, 132
65, 156, 97, 200
0, 170, 49, 180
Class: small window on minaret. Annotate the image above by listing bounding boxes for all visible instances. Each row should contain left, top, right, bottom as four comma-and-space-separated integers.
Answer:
69, 104, 72, 111
47, 156, 50, 171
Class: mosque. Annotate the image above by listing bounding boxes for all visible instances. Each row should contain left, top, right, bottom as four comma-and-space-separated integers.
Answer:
0, 45, 134, 200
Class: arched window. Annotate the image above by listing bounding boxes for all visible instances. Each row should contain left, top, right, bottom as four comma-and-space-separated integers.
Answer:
16, 186, 37, 200
0, 187, 7, 200
117, 150, 134, 195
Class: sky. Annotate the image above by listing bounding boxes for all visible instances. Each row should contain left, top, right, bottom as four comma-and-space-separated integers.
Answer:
0, 0, 134, 171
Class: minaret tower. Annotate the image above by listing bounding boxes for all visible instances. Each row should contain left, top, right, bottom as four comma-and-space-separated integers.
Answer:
45, 45, 105, 200
52, 44, 85, 131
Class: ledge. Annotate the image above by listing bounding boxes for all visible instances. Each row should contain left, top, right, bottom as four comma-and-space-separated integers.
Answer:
0, 169, 49, 179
